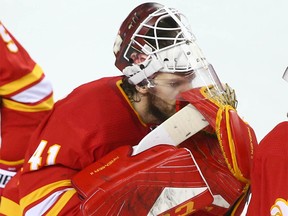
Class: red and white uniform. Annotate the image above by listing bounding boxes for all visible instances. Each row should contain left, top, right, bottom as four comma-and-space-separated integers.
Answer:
0, 82, 257, 216
247, 121, 288, 216
0, 22, 54, 194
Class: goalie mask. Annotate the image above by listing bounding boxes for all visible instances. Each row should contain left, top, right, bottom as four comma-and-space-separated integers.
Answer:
113, 2, 225, 102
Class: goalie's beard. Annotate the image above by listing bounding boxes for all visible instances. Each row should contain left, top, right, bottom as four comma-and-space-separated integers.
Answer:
147, 92, 176, 123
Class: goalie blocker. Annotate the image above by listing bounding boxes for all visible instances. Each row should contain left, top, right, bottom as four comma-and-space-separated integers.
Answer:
72, 144, 213, 216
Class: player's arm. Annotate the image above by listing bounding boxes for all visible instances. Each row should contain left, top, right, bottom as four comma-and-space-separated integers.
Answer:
0, 21, 54, 191
0, 21, 54, 111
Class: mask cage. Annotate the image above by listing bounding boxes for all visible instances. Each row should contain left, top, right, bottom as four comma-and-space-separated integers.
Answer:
123, 7, 196, 63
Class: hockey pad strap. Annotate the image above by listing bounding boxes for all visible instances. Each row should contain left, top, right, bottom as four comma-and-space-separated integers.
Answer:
72, 145, 213, 216
180, 86, 257, 182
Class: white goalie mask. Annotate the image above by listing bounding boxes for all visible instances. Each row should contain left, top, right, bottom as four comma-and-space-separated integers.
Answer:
114, 3, 225, 101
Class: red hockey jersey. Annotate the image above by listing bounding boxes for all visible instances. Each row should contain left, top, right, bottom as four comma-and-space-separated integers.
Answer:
0, 76, 151, 215
0, 22, 54, 192
247, 121, 288, 215
0, 81, 257, 216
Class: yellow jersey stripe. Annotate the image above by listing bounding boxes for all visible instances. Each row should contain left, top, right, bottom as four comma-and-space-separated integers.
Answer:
2, 94, 54, 112
0, 159, 24, 166
20, 180, 72, 210
116, 79, 147, 127
0, 64, 44, 95
0, 196, 21, 216
46, 189, 77, 216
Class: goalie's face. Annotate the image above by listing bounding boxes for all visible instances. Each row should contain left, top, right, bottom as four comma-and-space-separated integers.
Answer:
145, 72, 194, 122
148, 72, 194, 103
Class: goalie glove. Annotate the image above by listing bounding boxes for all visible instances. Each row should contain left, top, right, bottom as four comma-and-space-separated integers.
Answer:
179, 85, 257, 182
71, 145, 213, 216
178, 85, 257, 215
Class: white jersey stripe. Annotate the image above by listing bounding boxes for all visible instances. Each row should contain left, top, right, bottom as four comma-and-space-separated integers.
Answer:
11, 77, 53, 103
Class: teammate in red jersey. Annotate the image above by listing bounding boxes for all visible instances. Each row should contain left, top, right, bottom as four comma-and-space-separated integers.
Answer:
0, 2, 257, 216
0, 22, 54, 195
247, 68, 288, 216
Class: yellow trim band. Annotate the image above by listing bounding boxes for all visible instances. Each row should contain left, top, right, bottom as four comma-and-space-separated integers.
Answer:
0, 196, 21, 216
116, 79, 147, 127
200, 86, 248, 183
0, 64, 44, 95
2, 94, 54, 112
0, 159, 24, 166
225, 106, 248, 183
215, 106, 235, 172
20, 180, 72, 210
46, 189, 77, 216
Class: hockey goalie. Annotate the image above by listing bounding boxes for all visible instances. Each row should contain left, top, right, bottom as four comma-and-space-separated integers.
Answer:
71, 2, 257, 215
0, 3, 257, 216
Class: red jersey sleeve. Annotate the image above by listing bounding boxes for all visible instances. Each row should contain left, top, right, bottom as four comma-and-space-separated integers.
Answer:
247, 121, 288, 216
0, 21, 54, 110
0, 21, 54, 192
